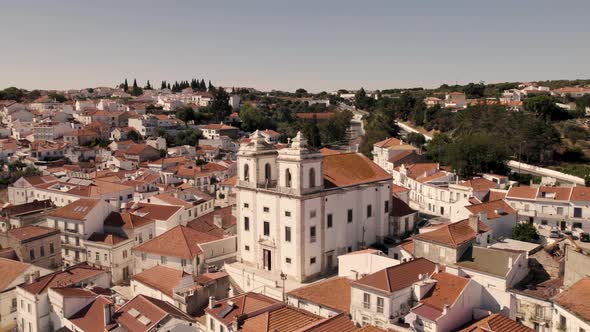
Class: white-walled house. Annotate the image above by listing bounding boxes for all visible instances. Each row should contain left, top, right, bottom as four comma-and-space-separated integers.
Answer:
505, 186, 590, 232
551, 278, 590, 332
350, 258, 436, 329
85, 232, 134, 284
406, 272, 481, 332
286, 276, 352, 318
451, 199, 517, 239
450, 246, 528, 316
15, 264, 110, 332
337, 249, 399, 280
45, 198, 113, 267
0, 259, 52, 331
133, 225, 236, 276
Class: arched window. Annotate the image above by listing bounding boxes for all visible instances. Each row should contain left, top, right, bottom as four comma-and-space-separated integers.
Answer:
309, 168, 316, 188
243, 164, 250, 181
264, 163, 271, 182
285, 169, 292, 188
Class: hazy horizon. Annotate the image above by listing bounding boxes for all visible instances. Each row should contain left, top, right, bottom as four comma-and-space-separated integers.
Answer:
2, 0, 589, 93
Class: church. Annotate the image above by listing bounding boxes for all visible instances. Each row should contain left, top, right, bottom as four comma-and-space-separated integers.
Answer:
235, 130, 393, 282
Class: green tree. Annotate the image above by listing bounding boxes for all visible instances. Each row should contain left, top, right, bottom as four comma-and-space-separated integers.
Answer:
359, 111, 400, 156
446, 133, 509, 177
175, 107, 196, 126
319, 110, 353, 145
425, 133, 452, 162
302, 115, 321, 148
406, 132, 426, 147
524, 95, 569, 121
354, 88, 375, 110
209, 87, 232, 122
127, 130, 141, 142
239, 103, 265, 132
144, 80, 152, 90
512, 223, 540, 243
123, 79, 129, 92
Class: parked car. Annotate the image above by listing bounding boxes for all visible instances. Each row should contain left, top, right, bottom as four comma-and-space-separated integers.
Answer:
580, 232, 590, 242
549, 229, 562, 239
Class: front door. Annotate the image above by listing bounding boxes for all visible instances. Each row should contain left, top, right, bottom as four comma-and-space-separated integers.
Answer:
560, 221, 567, 231
326, 253, 333, 271
123, 267, 129, 280
263, 249, 272, 271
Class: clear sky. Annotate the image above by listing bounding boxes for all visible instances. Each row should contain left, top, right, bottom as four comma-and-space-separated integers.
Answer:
1, 0, 589, 92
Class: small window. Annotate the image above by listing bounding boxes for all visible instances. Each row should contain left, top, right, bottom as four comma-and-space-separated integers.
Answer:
29, 249, 35, 260
310, 210, 316, 218
363, 293, 370, 309
263, 222, 270, 236
244, 217, 250, 231
263, 207, 270, 212
285, 227, 291, 242
310, 257, 316, 265
367, 205, 372, 218
245, 245, 250, 251
347, 209, 353, 223
161, 256, 167, 264
49, 243, 55, 254
310, 226, 316, 243
327, 214, 333, 228
181, 259, 186, 267
384, 201, 389, 213
285, 211, 291, 217
377, 297, 384, 313
244, 202, 249, 208
40, 246, 45, 257
286, 257, 292, 264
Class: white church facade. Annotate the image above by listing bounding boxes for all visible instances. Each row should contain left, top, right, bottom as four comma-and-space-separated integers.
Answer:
234, 131, 393, 283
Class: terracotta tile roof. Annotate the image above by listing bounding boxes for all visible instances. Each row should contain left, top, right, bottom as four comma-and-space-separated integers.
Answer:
552, 277, 590, 322
86, 232, 129, 246
240, 305, 321, 332
21, 263, 104, 294
570, 186, 590, 202
487, 190, 507, 202
323, 153, 391, 188
47, 198, 101, 221
187, 206, 236, 237
389, 150, 427, 165
417, 272, 469, 318
374, 137, 404, 148
400, 239, 414, 254
465, 200, 515, 220
538, 186, 573, 201
506, 186, 538, 199
391, 184, 409, 193
202, 123, 238, 130
205, 292, 279, 326
402, 163, 440, 180
287, 277, 352, 313
390, 196, 416, 217
318, 147, 341, 156
459, 178, 497, 191
193, 271, 228, 285
458, 313, 534, 332
125, 203, 181, 221
221, 175, 237, 186
5, 225, 59, 241
131, 265, 189, 297
51, 287, 97, 298
0, 258, 30, 290
133, 225, 220, 259
116, 295, 195, 332
103, 211, 154, 229
299, 313, 358, 332
68, 296, 117, 332
353, 258, 436, 293
413, 219, 489, 248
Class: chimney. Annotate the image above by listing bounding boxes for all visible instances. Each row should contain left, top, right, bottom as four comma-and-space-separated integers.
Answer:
213, 214, 223, 228
478, 211, 487, 222
443, 304, 450, 314
469, 214, 479, 233
208, 296, 215, 309
434, 264, 440, 274
508, 256, 513, 269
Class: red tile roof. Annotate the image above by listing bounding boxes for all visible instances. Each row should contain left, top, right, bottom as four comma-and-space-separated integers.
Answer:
353, 258, 436, 293
68, 296, 117, 332
413, 219, 489, 248
131, 265, 189, 297
506, 186, 538, 200
458, 313, 534, 332
391, 196, 416, 217
103, 211, 154, 229
205, 292, 279, 326
5, 225, 59, 241
116, 295, 195, 332
465, 200, 516, 220
0, 258, 31, 290
552, 277, 590, 322
125, 203, 181, 221
323, 153, 391, 188
47, 198, 100, 221
21, 264, 104, 294
287, 277, 352, 313
420, 272, 469, 311
240, 305, 320, 332
86, 232, 129, 246
571, 186, 590, 202
133, 225, 220, 259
